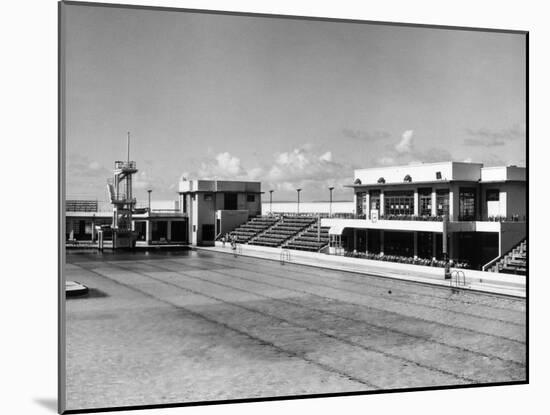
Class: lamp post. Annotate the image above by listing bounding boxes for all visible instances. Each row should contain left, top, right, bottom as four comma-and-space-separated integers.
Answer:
147, 188, 152, 212
328, 186, 334, 217
296, 188, 302, 214
269, 190, 274, 214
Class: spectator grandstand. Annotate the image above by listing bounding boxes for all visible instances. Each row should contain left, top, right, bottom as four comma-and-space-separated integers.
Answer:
223, 215, 330, 251
283, 222, 330, 252
249, 216, 317, 247
223, 215, 279, 244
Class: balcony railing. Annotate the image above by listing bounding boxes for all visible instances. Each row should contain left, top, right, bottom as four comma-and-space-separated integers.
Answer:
114, 160, 137, 170
379, 214, 444, 222
110, 193, 136, 204
272, 212, 364, 219
343, 251, 471, 269
487, 215, 526, 222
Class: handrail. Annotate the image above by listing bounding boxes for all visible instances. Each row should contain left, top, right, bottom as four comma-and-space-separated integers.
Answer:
114, 160, 137, 169
280, 249, 291, 265
450, 270, 467, 287
482, 255, 502, 272
482, 238, 527, 271
231, 243, 242, 257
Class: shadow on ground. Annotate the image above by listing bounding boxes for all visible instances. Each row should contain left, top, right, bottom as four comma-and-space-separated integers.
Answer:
34, 398, 57, 412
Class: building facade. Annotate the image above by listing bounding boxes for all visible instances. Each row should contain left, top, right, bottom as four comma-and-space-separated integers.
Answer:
322, 162, 526, 269
178, 179, 262, 246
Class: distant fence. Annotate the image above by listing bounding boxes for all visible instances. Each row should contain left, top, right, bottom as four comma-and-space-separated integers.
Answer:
271, 212, 365, 219
66, 200, 98, 212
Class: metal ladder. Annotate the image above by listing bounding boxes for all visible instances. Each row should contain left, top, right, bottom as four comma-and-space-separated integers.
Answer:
450, 270, 467, 288
280, 249, 291, 265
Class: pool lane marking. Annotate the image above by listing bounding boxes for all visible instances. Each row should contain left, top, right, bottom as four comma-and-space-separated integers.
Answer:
104, 261, 481, 384
193, 252, 526, 317
72, 263, 380, 390
156, 257, 526, 346
208, 252, 526, 312
181, 254, 525, 329
136, 259, 525, 368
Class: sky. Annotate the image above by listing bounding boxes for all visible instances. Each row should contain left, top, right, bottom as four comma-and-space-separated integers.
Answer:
63, 4, 526, 203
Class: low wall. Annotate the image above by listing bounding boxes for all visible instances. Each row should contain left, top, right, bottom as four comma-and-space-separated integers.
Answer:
214, 242, 525, 294
216, 210, 250, 237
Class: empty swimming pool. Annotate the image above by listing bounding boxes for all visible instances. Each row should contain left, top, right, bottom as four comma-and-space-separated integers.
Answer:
64, 249, 526, 411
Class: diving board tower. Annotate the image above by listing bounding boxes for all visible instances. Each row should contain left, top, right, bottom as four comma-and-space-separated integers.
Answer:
107, 132, 138, 249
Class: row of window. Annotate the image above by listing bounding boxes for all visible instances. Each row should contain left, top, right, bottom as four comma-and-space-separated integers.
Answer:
201, 193, 256, 202
356, 188, 500, 220
182, 193, 258, 213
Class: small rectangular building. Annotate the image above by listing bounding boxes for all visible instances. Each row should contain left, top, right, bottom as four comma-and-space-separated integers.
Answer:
179, 179, 262, 246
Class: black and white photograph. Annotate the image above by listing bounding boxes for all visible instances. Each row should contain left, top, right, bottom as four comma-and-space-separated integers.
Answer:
58, 1, 528, 413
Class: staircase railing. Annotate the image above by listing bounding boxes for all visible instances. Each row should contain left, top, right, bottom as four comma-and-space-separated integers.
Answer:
482, 238, 527, 272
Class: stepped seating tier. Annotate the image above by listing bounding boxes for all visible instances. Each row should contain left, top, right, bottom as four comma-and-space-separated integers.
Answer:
249, 216, 317, 248
284, 225, 330, 252
222, 215, 280, 244
490, 239, 527, 275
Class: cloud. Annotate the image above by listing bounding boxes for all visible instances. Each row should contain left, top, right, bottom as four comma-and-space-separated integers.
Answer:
195, 152, 246, 179
374, 132, 452, 167
88, 161, 101, 170
464, 123, 526, 147
395, 130, 414, 154
66, 154, 112, 197
413, 147, 452, 163
379, 157, 395, 166
342, 128, 391, 141
180, 146, 354, 201
133, 171, 152, 190
319, 151, 332, 162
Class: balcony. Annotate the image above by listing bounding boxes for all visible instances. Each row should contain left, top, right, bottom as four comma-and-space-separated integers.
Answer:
114, 160, 137, 171
110, 193, 136, 205
379, 214, 444, 222
322, 217, 445, 233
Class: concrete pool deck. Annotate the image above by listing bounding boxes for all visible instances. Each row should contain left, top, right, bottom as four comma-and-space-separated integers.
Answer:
199, 243, 526, 298
64, 249, 526, 411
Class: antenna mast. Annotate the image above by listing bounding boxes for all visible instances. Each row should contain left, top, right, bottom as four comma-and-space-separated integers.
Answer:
127, 131, 130, 163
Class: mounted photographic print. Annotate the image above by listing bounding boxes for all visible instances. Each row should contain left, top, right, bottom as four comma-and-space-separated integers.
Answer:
59, 1, 528, 413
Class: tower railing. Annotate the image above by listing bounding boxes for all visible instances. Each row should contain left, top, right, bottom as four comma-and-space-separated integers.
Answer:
114, 160, 137, 170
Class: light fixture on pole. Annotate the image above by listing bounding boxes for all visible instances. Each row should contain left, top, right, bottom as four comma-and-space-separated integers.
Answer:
328, 186, 335, 217
296, 188, 302, 214
147, 188, 152, 212
269, 190, 274, 213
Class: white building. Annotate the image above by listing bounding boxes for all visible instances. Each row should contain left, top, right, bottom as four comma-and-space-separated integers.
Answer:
322, 161, 526, 269
178, 179, 262, 246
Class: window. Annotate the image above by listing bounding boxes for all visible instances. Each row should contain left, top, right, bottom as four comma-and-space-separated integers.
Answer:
419, 188, 432, 216
356, 192, 366, 215
486, 189, 500, 201
384, 191, 414, 215
369, 190, 380, 212
203, 194, 213, 201
459, 188, 477, 221
182, 196, 187, 213
247, 194, 255, 202
224, 193, 238, 210
202, 224, 215, 241
436, 171, 442, 180
436, 189, 449, 217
